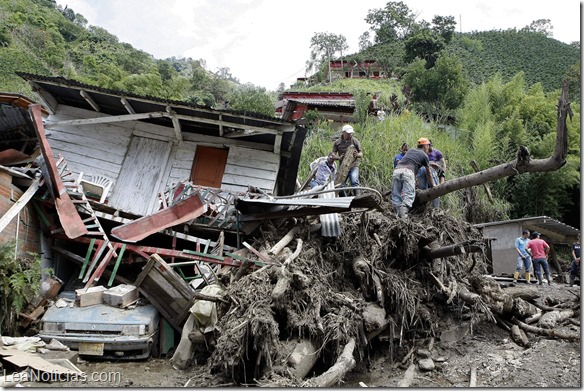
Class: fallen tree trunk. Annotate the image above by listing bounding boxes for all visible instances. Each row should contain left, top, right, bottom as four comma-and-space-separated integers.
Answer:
306, 338, 356, 387
537, 310, 575, 329
421, 240, 485, 259
416, 80, 571, 205
510, 324, 530, 347
512, 317, 579, 341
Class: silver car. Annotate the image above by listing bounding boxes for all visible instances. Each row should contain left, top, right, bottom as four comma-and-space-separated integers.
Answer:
39, 292, 159, 360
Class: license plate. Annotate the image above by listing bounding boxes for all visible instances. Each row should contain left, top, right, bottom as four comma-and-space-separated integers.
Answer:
78, 342, 104, 356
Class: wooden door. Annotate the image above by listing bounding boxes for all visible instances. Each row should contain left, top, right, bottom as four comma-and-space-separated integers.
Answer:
191, 146, 228, 188
108, 136, 172, 215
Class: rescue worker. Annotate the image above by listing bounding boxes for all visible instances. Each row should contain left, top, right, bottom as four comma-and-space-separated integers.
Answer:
391, 137, 433, 218
331, 124, 363, 196
526, 231, 551, 286
514, 229, 532, 284
309, 153, 337, 189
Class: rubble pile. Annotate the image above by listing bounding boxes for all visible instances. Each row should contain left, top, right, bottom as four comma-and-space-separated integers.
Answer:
194, 206, 493, 386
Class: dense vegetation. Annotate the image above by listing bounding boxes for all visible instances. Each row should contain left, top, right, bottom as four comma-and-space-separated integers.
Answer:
446, 30, 580, 93
0, 0, 276, 114
0, 0, 580, 228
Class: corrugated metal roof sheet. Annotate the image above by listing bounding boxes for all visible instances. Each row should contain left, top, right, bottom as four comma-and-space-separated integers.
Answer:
474, 216, 579, 243
287, 99, 355, 107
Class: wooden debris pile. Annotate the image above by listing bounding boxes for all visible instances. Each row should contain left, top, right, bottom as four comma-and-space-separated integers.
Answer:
189, 204, 493, 386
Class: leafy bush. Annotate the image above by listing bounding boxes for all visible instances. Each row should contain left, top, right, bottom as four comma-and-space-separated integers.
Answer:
0, 242, 44, 335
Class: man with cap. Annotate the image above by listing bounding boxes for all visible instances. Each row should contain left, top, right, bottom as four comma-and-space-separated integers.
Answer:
331, 124, 363, 195
526, 231, 551, 286
513, 229, 532, 284
391, 137, 434, 218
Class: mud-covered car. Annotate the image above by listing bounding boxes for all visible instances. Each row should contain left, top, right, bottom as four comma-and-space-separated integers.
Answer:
39, 292, 159, 360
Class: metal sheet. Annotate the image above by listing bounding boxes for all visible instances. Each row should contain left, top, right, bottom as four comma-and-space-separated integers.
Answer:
111, 193, 206, 242
319, 181, 341, 237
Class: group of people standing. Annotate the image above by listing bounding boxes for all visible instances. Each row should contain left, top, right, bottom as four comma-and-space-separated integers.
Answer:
514, 229, 580, 287
391, 137, 446, 218
514, 229, 551, 285
308, 126, 447, 218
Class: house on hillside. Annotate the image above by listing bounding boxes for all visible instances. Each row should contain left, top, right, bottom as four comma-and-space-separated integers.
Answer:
275, 91, 356, 125
474, 216, 580, 277
327, 60, 384, 81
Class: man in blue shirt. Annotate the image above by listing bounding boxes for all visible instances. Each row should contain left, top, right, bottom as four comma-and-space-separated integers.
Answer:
514, 229, 532, 283
309, 153, 337, 189
393, 143, 409, 168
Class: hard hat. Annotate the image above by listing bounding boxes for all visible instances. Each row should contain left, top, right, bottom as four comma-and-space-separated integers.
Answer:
342, 125, 354, 134
417, 137, 430, 146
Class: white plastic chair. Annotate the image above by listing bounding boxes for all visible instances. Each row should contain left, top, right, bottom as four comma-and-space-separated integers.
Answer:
77, 172, 113, 203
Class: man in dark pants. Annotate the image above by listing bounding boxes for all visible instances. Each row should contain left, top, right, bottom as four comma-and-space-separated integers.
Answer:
526, 231, 551, 286
569, 233, 580, 286
391, 137, 433, 218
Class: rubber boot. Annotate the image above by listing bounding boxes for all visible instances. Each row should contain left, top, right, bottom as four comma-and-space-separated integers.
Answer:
513, 272, 519, 283
546, 274, 552, 286
525, 272, 531, 284
399, 206, 409, 219
569, 274, 575, 287
394, 206, 402, 218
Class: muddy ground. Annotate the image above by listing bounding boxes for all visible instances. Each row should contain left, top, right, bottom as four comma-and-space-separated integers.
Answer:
25, 283, 580, 388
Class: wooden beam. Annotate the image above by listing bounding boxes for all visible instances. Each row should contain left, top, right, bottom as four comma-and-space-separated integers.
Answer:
79, 89, 100, 112
120, 97, 135, 114
219, 114, 224, 136
0, 177, 41, 234
44, 109, 289, 138
181, 132, 274, 151
173, 113, 285, 135
166, 106, 183, 141
30, 105, 88, 238
44, 111, 167, 128
273, 133, 282, 154
29, 82, 57, 114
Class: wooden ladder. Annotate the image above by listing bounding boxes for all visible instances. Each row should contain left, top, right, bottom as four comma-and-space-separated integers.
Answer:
55, 156, 118, 288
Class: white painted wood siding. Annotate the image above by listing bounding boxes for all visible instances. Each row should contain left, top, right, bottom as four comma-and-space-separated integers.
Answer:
165, 144, 280, 194
46, 105, 281, 205
108, 136, 172, 215
45, 106, 132, 180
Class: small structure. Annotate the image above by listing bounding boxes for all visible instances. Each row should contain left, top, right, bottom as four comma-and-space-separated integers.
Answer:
275, 91, 355, 124
327, 60, 384, 81
474, 216, 580, 275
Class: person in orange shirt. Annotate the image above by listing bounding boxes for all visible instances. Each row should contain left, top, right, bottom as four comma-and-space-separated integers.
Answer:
526, 231, 551, 286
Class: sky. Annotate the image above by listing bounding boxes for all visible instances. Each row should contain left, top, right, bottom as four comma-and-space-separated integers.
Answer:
57, 0, 582, 91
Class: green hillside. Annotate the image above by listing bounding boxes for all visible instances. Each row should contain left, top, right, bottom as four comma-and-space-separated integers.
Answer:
0, 0, 276, 115
446, 30, 580, 92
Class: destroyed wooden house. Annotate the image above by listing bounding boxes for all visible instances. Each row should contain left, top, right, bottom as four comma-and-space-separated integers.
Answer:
0, 73, 381, 341
1, 73, 309, 317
